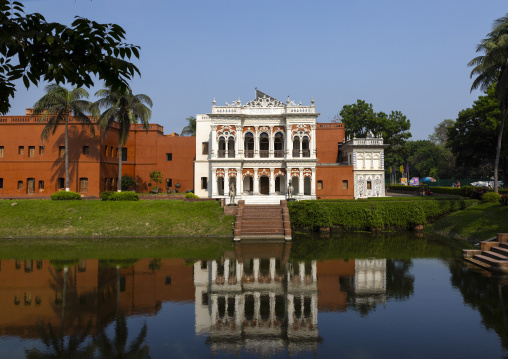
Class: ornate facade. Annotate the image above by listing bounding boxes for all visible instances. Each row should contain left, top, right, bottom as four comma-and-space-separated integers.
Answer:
195, 90, 320, 203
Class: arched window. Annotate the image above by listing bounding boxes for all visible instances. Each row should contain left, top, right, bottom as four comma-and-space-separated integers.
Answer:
274, 133, 284, 158
217, 177, 224, 195
275, 175, 286, 194
302, 136, 310, 157
218, 136, 226, 158
259, 132, 269, 158
243, 175, 253, 194
304, 176, 311, 195
293, 136, 300, 158
244, 133, 254, 158
227, 136, 235, 158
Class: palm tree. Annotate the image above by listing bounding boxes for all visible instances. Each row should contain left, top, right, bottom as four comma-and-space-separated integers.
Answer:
92, 88, 152, 192
469, 14, 508, 193
31, 84, 94, 191
180, 116, 196, 136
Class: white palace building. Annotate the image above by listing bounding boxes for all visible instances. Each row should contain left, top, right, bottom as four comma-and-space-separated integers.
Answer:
194, 90, 387, 202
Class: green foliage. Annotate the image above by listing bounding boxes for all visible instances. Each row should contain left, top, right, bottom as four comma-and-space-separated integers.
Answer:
482, 192, 500, 203
184, 192, 199, 199
288, 199, 475, 231
0, 0, 140, 114
109, 192, 139, 201
500, 194, 508, 206
50, 191, 81, 200
100, 191, 115, 201
121, 175, 136, 191
181, 116, 196, 136
149, 170, 163, 192
337, 99, 412, 174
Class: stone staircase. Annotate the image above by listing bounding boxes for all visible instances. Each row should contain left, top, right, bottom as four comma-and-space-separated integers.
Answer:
463, 234, 508, 273
233, 200, 291, 241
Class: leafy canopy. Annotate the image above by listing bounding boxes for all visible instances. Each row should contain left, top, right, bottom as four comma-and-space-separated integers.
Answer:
0, 0, 140, 114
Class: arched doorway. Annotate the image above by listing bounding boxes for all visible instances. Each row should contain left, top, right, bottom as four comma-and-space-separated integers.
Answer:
217, 177, 224, 195
243, 175, 253, 194
304, 176, 311, 195
292, 177, 300, 195
260, 176, 269, 195
275, 175, 286, 194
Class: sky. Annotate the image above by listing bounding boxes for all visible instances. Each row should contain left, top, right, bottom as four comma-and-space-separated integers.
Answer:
9, 0, 508, 140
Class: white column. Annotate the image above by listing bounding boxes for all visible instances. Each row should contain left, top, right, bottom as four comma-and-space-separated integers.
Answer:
287, 129, 293, 158
311, 168, 316, 199
299, 262, 305, 282
211, 294, 218, 324
211, 260, 217, 283
212, 169, 217, 197
269, 126, 274, 157
235, 294, 242, 327
254, 292, 261, 325
253, 258, 259, 283
237, 261, 242, 283
211, 125, 217, 158
298, 169, 304, 196
311, 124, 317, 157
312, 260, 317, 282
311, 293, 318, 325
269, 168, 275, 195
253, 168, 259, 195
287, 294, 294, 326
269, 292, 276, 325
270, 258, 276, 281
224, 259, 230, 284
254, 126, 259, 158
235, 174, 241, 198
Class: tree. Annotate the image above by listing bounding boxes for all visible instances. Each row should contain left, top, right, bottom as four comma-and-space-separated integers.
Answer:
428, 119, 455, 146
337, 100, 412, 174
447, 86, 507, 182
180, 116, 196, 136
92, 88, 152, 192
469, 13, 508, 192
31, 84, 94, 191
149, 170, 163, 193
0, 0, 140, 114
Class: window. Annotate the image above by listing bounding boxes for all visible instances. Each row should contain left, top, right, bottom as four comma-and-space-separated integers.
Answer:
39, 146, 45, 155
317, 180, 323, 190
18, 146, 24, 155
342, 180, 348, 189
80, 178, 88, 193
0, 146, 3, 158
0, 178, 3, 189
110, 178, 115, 191
202, 142, 209, 155
28, 146, 35, 158
166, 153, 172, 161
83, 146, 89, 155
166, 178, 172, 188
103, 178, 108, 191
104, 145, 108, 156
367, 181, 372, 190
122, 147, 127, 161
17, 180, 23, 190
110, 146, 113, 157
201, 177, 208, 190
38, 180, 44, 190
59, 146, 65, 158
58, 178, 65, 189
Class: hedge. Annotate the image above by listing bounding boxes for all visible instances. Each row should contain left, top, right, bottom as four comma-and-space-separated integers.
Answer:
100, 191, 139, 201
50, 191, 81, 200
388, 185, 508, 197
287, 199, 476, 231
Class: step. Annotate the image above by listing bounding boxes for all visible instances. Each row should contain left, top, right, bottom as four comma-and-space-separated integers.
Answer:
500, 242, 508, 250
491, 246, 508, 256
473, 254, 501, 266
241, 228, 284, 234
483, 250, 508, 261
464, 257, 492, 270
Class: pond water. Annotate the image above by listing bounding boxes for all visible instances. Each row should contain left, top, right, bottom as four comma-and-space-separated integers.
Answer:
1, 233, 507, 358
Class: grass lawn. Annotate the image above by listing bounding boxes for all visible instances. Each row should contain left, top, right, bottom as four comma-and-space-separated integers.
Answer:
425, 202, 508, 242
0, 199, 235, 238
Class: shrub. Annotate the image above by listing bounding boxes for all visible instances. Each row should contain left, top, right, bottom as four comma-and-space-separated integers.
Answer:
109, 192, 139, 201
121, 175, 136, 191
482, 192, 501, 203
100, 191, 115, 201
500, 194, 508, 206
51, 191, 81, 200
185, 192, 199, 199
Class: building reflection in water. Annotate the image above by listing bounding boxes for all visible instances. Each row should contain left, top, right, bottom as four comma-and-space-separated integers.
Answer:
194, 242, 387, 356
0, 244, 390, 356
